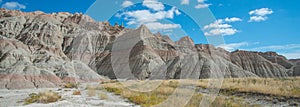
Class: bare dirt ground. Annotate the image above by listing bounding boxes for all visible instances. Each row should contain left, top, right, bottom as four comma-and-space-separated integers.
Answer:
0, 83, 139, 107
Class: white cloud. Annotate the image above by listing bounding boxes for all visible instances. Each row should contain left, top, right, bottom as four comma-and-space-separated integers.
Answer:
251, 44, 300, 51
204, 28, 238, 36
197, 0, 205, 3
0, 0, 2, 3
194, 0, 211, 9
280, 51, 300, 59
224, 17, 242, 23
249, 16, 267, 22
166, 7, 181, 18
203, 21, 232, 30
203, 17, 241, 36
248, 44, 300, 59
175, 8, 181, 15
122, 7, 180, 25
181, 0, 189, 5
145, 22, 181, 30
218, 42, 249, 51
118, 1, 182, 31
249, 8, 273, 16
142, 0, 164, 11
122, 0, 134, 8
124, 10, 165, 24
2, 2, 26, 10
195, 3, 211, 9
248, 8, 273, 22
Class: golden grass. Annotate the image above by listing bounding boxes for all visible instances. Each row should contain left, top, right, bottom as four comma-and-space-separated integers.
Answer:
101, 77, 300, 107
85, 84, 108, 98
103, 80, 177, 106
24, 91, 61, 105
195, 77, 300, 98
64, 82, 79, 88
102, 80, 250, 107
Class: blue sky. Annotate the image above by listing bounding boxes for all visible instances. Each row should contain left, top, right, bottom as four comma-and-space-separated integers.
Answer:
0, 0, 299, 59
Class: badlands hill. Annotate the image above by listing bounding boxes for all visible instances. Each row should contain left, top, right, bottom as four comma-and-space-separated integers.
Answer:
0, 9, 299, 89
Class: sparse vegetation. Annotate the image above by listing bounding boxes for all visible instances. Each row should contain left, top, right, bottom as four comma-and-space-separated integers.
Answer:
98, 92, 108, 100
72, 90, 81, 95
103, 80, 177, 106
87, 88, 96, 97
196, 77, 300, 98
86, 84, 105, 97
64, 82, 79, 88
24, 91, 61, 105
102, 77, 300, 107
102, 80, 249, 107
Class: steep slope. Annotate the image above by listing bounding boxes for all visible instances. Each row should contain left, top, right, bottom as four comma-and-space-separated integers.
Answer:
288, 59, 300, 76
0, 9, 298, 89
98, 26, 258, 79
230, 50, 288, 78
0, 9, 107, 89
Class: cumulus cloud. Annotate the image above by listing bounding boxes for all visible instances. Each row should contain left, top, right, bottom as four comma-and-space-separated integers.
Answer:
249, 8, 273, 16
194, 0, 211, 9
1, 2, 26, 10
121, 7, 180, 25
204, 28, 238, 36
224, 17, 242, 23
122, 0, 134, 7
203, 17, 241, 36
117, 0, 182, 31
248, 8, 273, 22
145, 22, 181, 30
249, 16, 267, 22
181, 0, 189, 5
195, 4, 211, 9
218, 42, 249, 51
142, 0, 164, 11
203, 21, 232, 30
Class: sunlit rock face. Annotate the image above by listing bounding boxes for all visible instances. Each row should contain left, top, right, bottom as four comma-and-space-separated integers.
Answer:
0, 9, 107, 89
0, 9, 298, 89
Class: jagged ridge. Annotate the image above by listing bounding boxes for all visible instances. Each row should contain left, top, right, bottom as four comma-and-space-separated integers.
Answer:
0, 9, 299, 89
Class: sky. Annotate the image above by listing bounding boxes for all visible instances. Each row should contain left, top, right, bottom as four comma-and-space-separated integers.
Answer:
0, 0, 299, 59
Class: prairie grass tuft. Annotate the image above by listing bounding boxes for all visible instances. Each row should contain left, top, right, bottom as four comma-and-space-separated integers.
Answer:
64, 82, 79, 88
24, 91, 61, 105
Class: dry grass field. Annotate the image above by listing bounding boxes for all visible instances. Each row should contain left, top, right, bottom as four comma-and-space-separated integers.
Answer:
101, 77, 300, 107
196, 77, 300, 98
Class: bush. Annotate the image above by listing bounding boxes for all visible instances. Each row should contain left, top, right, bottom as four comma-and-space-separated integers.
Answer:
64, 82, 79, 88
105, 87, 122, 95
24, 91, 61, 105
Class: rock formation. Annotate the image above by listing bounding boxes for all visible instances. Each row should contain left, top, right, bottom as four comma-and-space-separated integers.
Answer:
0, 9, 299, 89
0, 9, 107, 89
